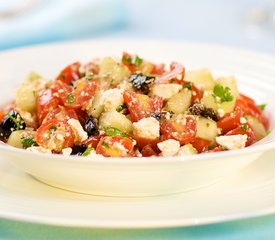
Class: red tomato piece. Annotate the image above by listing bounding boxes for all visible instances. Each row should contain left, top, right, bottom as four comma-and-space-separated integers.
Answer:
131, 135, 159, 151
65, 80, 98, 109
225, 126, 256, 147
236, 94, 269, 130
43, 106, 78, 123
36, 88, 60, 125
141, 145, 157, 157
96, 136, 134, 157
151, 63, 165, 75
83, 135, 102, 149
191, 85, 203, 102
56, 62, 81, 85
217, 107, 243, 134
208, 146, 224, 153
123, 90, 163, 122
50, 80, 72, 105
35, 119, 74, 152
160, 115, 197, 144
191, 138, 211, 153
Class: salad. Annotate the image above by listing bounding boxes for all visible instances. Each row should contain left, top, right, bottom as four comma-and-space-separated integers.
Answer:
0, 53, 269, 157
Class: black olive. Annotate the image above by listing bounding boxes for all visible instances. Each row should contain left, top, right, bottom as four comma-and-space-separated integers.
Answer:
150, 112, 161, 121
0, 110, 26, 140
71, 144, 87, 156
84, 117, 98, 137
188, 103, 218, 121
129, 73, 155, 94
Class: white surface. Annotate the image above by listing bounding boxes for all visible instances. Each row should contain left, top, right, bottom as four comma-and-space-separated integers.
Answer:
0, 39, 274, 197
1, 149, 275, 228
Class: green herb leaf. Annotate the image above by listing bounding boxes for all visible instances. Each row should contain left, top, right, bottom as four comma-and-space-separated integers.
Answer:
241, 124, 249, 131
50, 125, 57, 131
122, 54, 143, 66
82, 146, 93, 156
101, 141, 110, 148
258, 103, 267, 110
67, 93, 75, 104
183, 82, 192, 90
21, 138, 36, 149
7, 113, 25, 130
105, 127, 128, 137
116, 104, 126, 113
212, 84, 234, 103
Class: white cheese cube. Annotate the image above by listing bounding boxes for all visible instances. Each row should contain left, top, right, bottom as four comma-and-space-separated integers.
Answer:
157, 139, 180, 157
216, 134, 247, 150
150, 84, 182, 100
133, 117, 160, 139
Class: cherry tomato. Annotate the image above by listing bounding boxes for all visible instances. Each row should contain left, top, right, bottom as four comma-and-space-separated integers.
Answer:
36, 88, 60, 125
225, 126, 256, 147
217, 107, 243, 134
236, 94, 269, 130
191, 138, 211, 153
160, 115, 197, 144
50, 80, 72, 104
43, 106, 78, 123
123, 90, 163, 122
96, 136, 134, 157
56, 62, 81, 85
35, 119, 74, 152
65, 80, 98, 109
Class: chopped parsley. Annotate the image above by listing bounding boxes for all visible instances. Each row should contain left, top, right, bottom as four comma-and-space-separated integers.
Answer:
7, 112, 25, 130
105, 127, 128, 137
122, 54, 143, 66
212, 84, 234, 103
67, 93, 75, 104
183, 82, 192, 90
116, 104, 127, 113
241, 124, 249, 131
82, 146, 93, 156
50, 125, 57, 131
258, 103, 267, 110
21, 138, 36, 149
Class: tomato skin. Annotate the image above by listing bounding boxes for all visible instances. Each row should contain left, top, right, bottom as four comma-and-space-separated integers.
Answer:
151, 64, 165, 75
131, 135, 159, 151
123, 90, 163, 122
160, 116, 197, 144
83, 135, 102, 149
36, 88, 60, 125
35, 119, 74, 152
236, 94, 269, 130
50, 80, 72, 105
208, 146, 224, 153
191, 85, 203, 102
191, 138, 211, 153
56, 62, 81, 85
43, 106, 78, 123
225, 126, 256, 146
217, 107, 243, 134
141, 145, 157, 157
96, 136, 134, 157
65, 80, 98, 109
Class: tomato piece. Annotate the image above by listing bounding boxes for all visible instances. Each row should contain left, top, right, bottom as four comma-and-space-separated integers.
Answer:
83, 135, 102, 149
217, 107, 243, 134
123, 90, 163, 122
191, 85, 203, 102
65, 80, 98, 109
0, 110, 4, 122
141, 145, 157, 157
56, 62, 81, 85
43, 106, 78, 123
151, 63, 165, 75
131, 135, 159, 151
36, 88, 60, 125
208, 146, 224, 153
50, 80, 72, 104
35, 119, 74, 152
225, 126, 256, 146
236, 94, 269, 130
96, 136, 134, 157
160, 115, 197, 144
191, 138, 211, 153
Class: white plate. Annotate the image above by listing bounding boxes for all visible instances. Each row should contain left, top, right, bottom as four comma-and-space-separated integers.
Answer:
1, 149, 275, 228
0, 39, 275, 197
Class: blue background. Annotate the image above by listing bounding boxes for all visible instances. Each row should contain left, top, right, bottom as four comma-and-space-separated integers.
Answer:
1, 0, 275, 239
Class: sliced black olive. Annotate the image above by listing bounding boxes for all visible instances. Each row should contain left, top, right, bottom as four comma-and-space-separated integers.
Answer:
188, 103, 218, 121
0, 110, 26, 140
129, 73, 155, 94
84, 117, 99, 137
71, 144, 87, 156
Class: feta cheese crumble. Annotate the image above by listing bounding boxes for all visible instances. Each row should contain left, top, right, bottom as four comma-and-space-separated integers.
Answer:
150, 84, 182, 100
67, 119, 88, 142
216, 134, 248, 150
133, 117, 160, 139
157, 139, 180, 156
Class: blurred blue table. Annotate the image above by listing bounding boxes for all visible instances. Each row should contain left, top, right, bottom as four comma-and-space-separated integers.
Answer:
1, 0, 275, 239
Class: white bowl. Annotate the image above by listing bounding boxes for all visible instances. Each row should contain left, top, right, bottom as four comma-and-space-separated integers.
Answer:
0, 39, 274, 197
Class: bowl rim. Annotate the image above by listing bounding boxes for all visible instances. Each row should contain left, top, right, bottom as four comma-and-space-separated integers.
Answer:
0, 38, 275, 164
